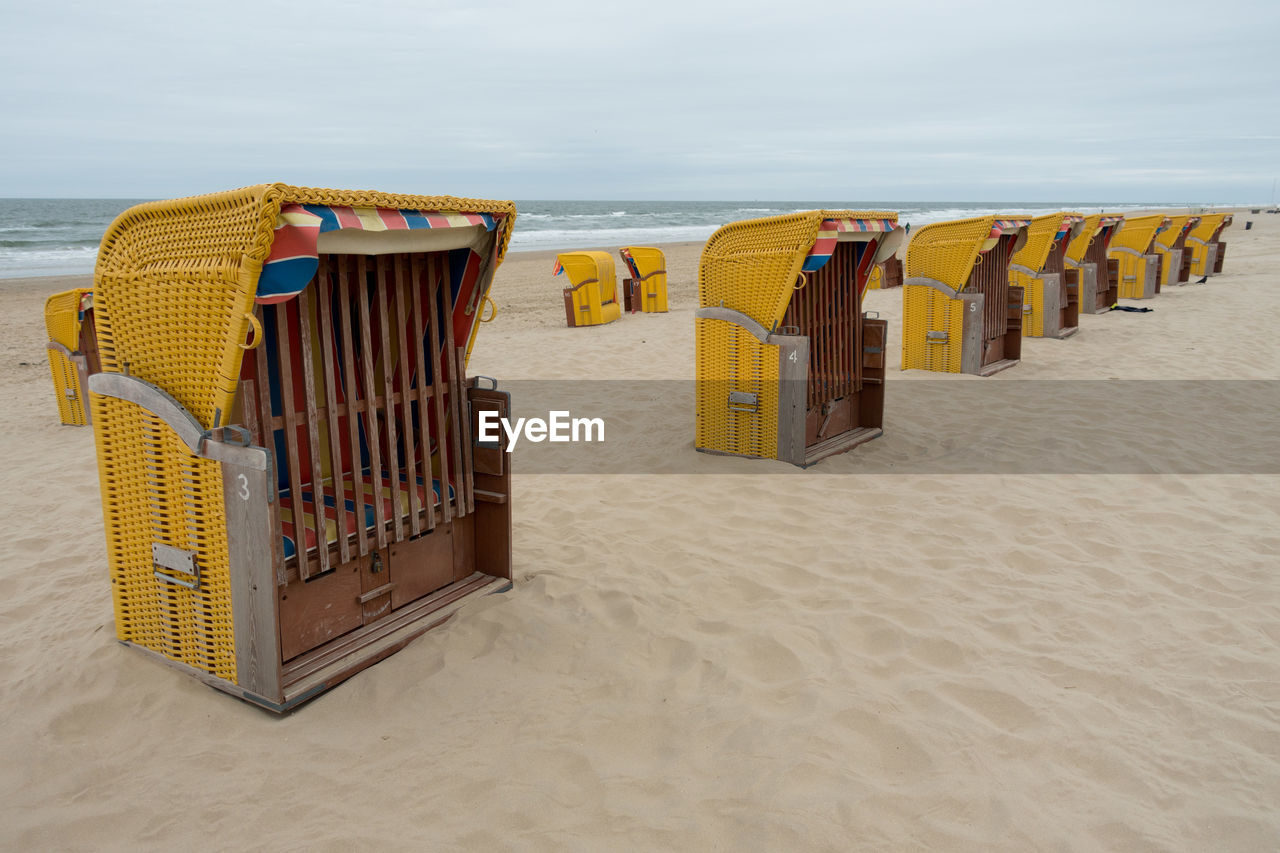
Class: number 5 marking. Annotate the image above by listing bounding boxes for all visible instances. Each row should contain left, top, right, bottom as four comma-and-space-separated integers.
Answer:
237, 473, 250, 501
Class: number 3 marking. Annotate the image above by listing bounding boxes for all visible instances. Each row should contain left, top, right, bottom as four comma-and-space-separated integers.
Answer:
237, 473, 250, 501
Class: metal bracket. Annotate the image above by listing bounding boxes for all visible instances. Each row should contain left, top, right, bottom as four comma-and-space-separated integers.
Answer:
153, 543, 200, 590
727, 391, 759, 413
926, 331, 949, 343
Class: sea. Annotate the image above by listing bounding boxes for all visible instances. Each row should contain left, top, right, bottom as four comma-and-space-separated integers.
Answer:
0, 197, 1199, 279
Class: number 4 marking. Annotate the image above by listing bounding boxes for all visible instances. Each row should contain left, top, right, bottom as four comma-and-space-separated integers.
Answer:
789, 351, 798, 362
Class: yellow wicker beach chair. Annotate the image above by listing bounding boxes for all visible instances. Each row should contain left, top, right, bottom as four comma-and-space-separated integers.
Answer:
87, 184, 517, 712
618, 246, 669, 313
901, 216, 1030, 375
1065, 214, 1124, 313
1108, 213, 1172, 299
44, 286, 98, 425
556, 250, 621, 326
1186, 212, 1234, 277
1008, 212, 1086, 339
695, 211, 903, 466
1152, 214, 1200, 286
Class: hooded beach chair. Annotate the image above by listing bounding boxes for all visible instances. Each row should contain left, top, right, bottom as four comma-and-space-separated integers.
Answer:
695, 211, 904, 466
618, 246, 669, 313
1187, 212, 1234, 277
1152, 214, 1200, 286
556, 250, 621, 327
1108, 213, 1172, 299
1065, 213, 1124, 314
87, 184, 517, 712
1008, 212, 1086, 339
44, 286, 98, 425
901, 216, 1030, 375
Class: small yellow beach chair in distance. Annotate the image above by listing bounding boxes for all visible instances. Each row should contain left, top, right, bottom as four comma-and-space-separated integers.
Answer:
44, 286, 99, 425
87, 184, 517, 712
556, 251, 622, 327
1008, 212, 1086, 339
695, 211, 904, 466
618, 246, 669, 313
1065, 214, 1124, 313
1152, 214, 1200, 286
1108, 213, 1172, 299
1186, 212, 1234, 277
901, 216, 1030, 375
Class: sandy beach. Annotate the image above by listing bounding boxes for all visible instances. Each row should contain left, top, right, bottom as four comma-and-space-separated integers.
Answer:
1, 212, 1277, 850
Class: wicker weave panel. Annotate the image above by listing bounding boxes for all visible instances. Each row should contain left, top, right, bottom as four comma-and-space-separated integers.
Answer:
48, 349, 86, 425
45, 288, 89, 350
1066, 214, 1117, 264
45, 288, 92, 425
1108, 214, 1167, 254
698, 210, 896, 330
1011, 213, 1070, 274
695, 317, 779, 458
1113, 252, 1147, 299
901, 285, 963, 372
1010, 269, 1044, 337
1188, 213, 1230, 243
903, 216, 994, 291
93, 394, 236, 681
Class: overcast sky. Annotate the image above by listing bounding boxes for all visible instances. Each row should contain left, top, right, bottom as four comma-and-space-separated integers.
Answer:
2, 0, 1277, 202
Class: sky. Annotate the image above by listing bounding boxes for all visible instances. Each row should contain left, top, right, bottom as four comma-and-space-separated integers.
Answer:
1, 0, 1278, 202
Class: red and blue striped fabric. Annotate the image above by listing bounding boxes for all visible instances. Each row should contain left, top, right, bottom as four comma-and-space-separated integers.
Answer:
618, 248, 641, 280
258, 203, 500, 304
1054, 214, 1086, 241
802, 217, 897, 272
551, 258, 565, 276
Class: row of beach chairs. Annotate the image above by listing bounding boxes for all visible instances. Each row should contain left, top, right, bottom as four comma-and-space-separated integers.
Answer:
694, 208, 1233, 464
42, 186, 1232, 711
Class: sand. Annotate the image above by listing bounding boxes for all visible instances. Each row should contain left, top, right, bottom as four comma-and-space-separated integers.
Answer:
1, 214, 1277, 851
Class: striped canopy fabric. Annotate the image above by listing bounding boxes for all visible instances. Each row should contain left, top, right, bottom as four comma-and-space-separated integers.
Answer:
618, 248, 641, 280
989, 218, 1031, 239
1054, 214, 1086, 241
1154, 216, 1173, 236
551, 258, 565, 276
259, 203, 501, 304
801, 217, 897, 272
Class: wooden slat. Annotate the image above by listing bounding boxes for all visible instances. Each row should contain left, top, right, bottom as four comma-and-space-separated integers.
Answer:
374, 257, 403, 542
338, 257, 370, 556
252, 308, 287, 588
273, 302, 314, 580
424, 253, 453, 525
409, 255, 436, 532
456, 346, 475, 515
296, 287, 331, 578
356, 256, 387, 549
393, 255, 420, 535
315, 257, 351, 565
439, 256, 469, 517
240, 379, 260, 447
